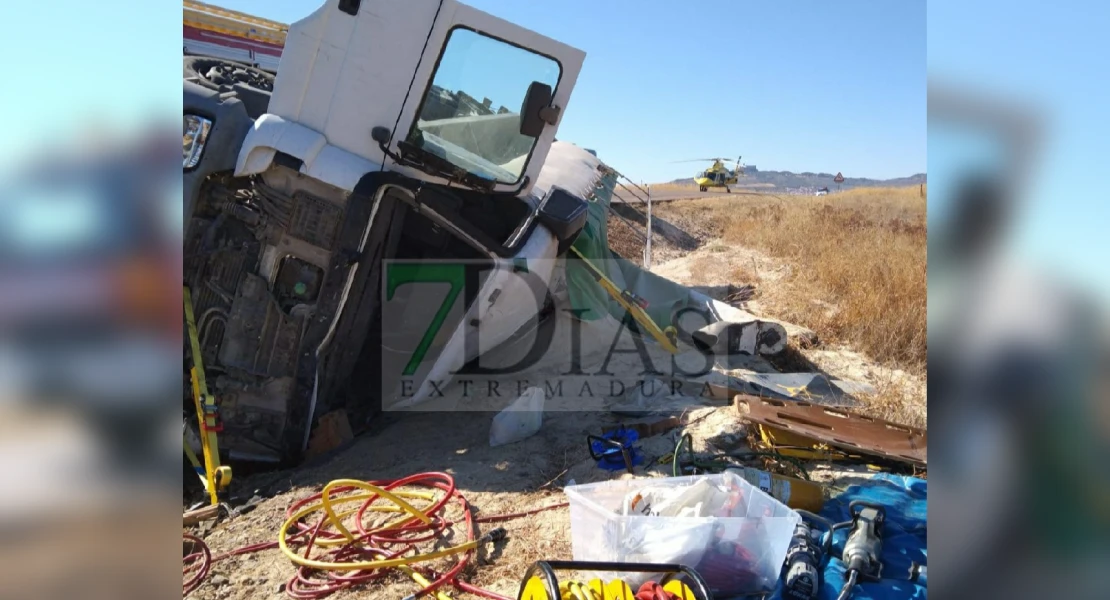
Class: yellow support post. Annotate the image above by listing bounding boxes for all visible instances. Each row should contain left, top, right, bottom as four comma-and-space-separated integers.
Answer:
184, 286, 231, 505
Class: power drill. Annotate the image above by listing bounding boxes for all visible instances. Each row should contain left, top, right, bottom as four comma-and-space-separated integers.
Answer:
780, 510, 833, 600
835, 501, 886, 600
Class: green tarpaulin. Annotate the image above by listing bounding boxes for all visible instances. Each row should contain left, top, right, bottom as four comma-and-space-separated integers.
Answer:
566, 168, 694, 330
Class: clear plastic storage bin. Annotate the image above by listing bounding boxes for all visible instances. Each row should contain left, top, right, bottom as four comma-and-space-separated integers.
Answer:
564, 471, 801, 597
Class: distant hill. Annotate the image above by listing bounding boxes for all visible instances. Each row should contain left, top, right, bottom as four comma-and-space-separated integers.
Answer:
670, 165, 926, 194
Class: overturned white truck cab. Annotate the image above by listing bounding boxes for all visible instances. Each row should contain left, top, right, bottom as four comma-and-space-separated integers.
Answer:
184, 0, 593, 463
184, 0, 787, 464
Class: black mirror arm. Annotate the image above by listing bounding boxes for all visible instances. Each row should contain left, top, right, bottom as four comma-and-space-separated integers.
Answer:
538, 105, 561, 126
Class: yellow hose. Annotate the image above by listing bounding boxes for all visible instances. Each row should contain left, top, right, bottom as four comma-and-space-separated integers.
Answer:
277, 479, 479, 571
319, 479, 431, 541
398, 564, 453, 600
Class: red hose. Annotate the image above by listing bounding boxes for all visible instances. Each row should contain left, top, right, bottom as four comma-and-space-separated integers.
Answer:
183, 533, 211, 596
182, 472, 566, 599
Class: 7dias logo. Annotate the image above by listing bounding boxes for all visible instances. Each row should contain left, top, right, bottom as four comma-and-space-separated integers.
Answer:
381, 259, 718, 384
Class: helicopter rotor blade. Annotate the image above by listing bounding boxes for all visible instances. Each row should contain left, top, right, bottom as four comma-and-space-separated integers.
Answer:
670, 158, 726, 163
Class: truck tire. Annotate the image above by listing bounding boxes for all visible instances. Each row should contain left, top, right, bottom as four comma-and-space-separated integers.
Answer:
184, 56, 273, 119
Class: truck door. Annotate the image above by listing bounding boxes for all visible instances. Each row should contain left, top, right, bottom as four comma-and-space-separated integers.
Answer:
388, 0, 586, 196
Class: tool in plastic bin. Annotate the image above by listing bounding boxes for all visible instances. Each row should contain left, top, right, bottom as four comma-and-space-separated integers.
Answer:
588, 428, 644, 473
780, 510, 833, 600
517, 560, 713, 600
691, 511, 779, 596
696, 535, 766, 594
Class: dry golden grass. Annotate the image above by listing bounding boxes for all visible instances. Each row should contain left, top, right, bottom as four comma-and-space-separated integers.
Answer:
858, 378, 927, 430
647, 182, 699, 191
663, 186, 927, 374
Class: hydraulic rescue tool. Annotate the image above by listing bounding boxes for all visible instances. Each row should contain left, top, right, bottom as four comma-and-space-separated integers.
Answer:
780, 510, 833, 600
569, 246, 679, 353
834, 501, 886, 600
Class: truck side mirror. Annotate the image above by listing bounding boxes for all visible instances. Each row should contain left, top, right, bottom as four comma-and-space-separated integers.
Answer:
519, 81, 560, 138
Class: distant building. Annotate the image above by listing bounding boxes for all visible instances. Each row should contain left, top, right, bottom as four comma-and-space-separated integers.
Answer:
419, 86, 500, 121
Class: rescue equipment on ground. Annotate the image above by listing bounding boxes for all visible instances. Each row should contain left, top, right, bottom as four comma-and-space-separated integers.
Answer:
780, 510, 834, 600
517, 560, 712, 600
833, 501, 886, 600
183, 472, 569, 598
588, 426, 645, 473
667, 433, 824, 511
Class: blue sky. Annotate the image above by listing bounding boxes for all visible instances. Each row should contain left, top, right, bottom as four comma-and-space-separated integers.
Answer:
0, 5, 180, 171
203, 0, 926, 183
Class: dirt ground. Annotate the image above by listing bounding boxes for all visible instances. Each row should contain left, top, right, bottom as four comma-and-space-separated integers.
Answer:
187, 402, 881, 600
185, 213, 925, 599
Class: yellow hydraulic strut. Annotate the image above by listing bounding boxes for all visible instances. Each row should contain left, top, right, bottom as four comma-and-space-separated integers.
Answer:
184, 286, 232, 505
568, 247, 678, 353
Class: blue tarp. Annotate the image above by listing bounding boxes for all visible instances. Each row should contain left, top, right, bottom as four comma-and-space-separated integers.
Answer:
770, 474, 928, 600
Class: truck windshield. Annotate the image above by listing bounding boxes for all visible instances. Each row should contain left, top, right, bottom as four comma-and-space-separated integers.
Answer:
408, 27, 561, 184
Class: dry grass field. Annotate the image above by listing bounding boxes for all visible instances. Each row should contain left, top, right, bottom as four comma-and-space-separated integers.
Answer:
657, 186, 927, 375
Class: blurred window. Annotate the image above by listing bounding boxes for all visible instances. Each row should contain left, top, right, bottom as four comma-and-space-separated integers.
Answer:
0, 183, 130, 263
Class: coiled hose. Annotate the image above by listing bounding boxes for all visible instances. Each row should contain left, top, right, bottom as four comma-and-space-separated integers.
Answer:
183, 472, 568, 599
183, 533, 211, 596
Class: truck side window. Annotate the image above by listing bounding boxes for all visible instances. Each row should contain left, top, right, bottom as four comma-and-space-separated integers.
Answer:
409, 27, 561, 184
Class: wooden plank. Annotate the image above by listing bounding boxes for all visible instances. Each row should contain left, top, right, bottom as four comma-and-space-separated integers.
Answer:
183, 504, 220, 526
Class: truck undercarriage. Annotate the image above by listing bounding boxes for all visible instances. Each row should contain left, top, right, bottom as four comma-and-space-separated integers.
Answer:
185, 149, 583, 462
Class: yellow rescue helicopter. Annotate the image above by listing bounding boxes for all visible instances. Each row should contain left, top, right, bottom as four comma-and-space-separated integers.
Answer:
674, 156, 745, 192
